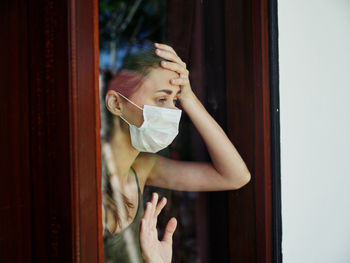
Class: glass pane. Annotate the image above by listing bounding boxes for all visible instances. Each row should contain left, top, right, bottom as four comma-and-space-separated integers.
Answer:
98, 1, 251, 262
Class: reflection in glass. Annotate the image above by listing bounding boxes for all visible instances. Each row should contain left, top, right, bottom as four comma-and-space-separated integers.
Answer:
98, 1, 251, 263
99, 1, 198, 262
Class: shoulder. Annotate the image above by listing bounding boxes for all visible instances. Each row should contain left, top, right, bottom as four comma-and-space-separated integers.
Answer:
132, 152, 160, 190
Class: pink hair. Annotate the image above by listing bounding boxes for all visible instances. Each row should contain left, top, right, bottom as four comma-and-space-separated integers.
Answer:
107, 70, 144, 98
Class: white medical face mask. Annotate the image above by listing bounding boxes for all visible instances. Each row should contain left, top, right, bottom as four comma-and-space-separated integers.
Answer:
117, 92, 182, 153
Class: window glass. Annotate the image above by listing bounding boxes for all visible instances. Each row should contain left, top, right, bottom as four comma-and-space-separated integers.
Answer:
98, 1, 249, 262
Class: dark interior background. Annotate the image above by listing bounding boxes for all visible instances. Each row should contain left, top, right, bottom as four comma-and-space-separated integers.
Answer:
99, 0, 262, 262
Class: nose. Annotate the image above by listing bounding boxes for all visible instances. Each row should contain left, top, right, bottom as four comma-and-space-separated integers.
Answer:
167, 102, 179, 110
169, 105, 179, 110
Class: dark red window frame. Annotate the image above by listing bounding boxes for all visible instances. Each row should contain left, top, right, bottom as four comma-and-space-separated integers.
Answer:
0, 0, 277, 262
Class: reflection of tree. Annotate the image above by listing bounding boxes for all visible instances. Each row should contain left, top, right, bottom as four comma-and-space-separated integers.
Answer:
99, 0, 167, 71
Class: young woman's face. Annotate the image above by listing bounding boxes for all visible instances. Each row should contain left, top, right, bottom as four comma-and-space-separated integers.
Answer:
132, 67, 181, 108
122, 67, 181, 127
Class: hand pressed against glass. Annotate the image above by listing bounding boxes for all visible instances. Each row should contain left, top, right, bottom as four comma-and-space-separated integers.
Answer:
140, 192, 177, 263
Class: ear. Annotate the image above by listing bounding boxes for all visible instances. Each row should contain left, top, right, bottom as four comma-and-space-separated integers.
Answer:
105, 90, 124, 116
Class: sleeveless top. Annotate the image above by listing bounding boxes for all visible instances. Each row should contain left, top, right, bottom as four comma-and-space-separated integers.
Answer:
103, 166, 145, 263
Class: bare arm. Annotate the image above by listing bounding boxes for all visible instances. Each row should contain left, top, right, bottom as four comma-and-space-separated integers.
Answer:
145, 91, 250, 191
145, 43, 251, 191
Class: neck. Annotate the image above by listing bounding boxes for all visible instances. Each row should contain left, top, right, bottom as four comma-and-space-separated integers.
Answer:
109, 116, 140, 187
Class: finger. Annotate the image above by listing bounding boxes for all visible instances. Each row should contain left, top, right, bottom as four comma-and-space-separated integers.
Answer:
160, 61, 188, 76
140, 218, 146, 237
150, 193, 159, 228
139, 218, 149, 246
154, 43, 178, 55
170, 77, 190, 86
179, 73, 188, 78
151, 192, 158, 216
155, 49, 184, 66
162, 217, 177, 244
155, 197, 167, 217
143, 202, 153, 225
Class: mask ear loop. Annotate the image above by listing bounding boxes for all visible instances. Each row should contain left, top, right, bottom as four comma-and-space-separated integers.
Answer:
117, 92, 144, 110
116, 92, 143, 126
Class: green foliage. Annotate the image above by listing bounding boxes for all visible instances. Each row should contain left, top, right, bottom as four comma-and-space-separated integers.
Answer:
99, 0, 167, 52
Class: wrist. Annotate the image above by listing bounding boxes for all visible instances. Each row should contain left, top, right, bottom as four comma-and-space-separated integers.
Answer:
180, 90, 197, 107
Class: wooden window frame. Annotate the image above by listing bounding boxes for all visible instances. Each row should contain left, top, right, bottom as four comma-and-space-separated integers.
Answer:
1, 0, 281, 262
28, 0, 102, 262
68, 0, 103, 262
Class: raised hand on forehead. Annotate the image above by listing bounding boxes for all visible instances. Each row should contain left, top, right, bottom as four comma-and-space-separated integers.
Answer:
154, 42, 194, 101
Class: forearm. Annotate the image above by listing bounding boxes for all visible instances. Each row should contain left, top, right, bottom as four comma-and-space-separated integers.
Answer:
180, 91, 251, 188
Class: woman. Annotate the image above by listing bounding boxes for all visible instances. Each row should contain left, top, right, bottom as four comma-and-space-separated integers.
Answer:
102, 42, 251, 263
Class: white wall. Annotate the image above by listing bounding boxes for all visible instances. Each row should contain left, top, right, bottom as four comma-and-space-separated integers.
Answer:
278, 1, 350, 262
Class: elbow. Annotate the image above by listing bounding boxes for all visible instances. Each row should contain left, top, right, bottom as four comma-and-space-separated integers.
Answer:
233, 170, 251, 190
244, 171, 251, 185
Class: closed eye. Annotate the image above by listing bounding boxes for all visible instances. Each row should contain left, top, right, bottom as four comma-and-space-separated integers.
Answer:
157, 97, 167, 102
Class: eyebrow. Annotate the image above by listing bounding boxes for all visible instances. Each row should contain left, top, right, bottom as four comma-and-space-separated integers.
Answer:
155, 89, 181, 95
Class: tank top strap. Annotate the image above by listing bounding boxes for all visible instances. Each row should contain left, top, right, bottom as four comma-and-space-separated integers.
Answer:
130, 166, 143, 217
130, 166, 141, 194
